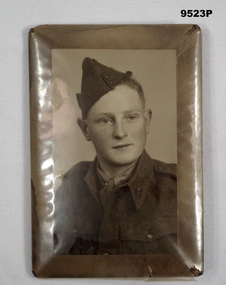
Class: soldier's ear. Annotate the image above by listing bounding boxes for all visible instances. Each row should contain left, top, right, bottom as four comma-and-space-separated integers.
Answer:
77, 118, 91, 141
144, 109, 152, 133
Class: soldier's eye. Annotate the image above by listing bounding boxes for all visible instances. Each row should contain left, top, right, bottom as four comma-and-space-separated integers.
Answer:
101, 118, 112, 124
127, 114, 139, 120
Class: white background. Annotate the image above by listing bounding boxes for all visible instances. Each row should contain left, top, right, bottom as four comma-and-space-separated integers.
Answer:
0, 0, 225, 284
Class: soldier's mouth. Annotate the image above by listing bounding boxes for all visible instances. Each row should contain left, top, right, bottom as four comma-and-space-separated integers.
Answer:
113, 144, 132, 150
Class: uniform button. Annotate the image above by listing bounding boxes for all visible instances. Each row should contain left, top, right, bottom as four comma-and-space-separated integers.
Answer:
126, 71, 132, 77
105, 74, 109, 79
147, 233, 154, 240
109, 81, 113, 85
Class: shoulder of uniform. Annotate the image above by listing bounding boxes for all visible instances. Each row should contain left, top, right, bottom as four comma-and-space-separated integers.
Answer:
65, 161, 92, 178
153, 159, 177, 177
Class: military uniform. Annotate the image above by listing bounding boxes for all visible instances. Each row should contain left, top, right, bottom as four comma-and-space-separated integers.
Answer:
54, 150, 177, 255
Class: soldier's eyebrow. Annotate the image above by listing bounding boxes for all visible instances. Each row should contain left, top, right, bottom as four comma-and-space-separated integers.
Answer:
92, 109, 144, 119
95, 109, 143, 116
93, 112, 114, 118
124, 110, 144, 114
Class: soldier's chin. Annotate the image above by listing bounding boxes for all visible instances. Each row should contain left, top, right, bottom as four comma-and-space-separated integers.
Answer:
106, 155, 139, 167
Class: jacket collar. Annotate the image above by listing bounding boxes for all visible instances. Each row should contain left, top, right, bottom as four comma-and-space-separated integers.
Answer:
83, 157, 100, 204
128, 150, 156, 210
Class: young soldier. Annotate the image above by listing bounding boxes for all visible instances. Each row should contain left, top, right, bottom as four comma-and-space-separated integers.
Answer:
54, 58, 177, 255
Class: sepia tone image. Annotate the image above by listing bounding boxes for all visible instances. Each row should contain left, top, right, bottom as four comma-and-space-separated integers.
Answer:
52, 50, 177, 256
30, 25, 203, 278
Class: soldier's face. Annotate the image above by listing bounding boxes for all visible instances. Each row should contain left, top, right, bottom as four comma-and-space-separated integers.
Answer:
78, 85, 151, 170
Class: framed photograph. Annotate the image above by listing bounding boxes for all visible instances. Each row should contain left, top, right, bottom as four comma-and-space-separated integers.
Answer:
29, 25, 203, 278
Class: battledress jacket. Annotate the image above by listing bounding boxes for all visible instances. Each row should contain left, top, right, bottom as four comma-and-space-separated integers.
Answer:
54, 150, 177, 255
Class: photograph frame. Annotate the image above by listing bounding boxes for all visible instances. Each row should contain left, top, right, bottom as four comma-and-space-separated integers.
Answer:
29, 24, 203, 278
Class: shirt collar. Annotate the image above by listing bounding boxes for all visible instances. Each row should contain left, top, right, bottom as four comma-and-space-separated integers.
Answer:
96, 159, 137, 187
84, 150, 156, 210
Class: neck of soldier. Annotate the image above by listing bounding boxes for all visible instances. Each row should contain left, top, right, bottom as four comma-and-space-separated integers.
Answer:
97, 156, 138, 178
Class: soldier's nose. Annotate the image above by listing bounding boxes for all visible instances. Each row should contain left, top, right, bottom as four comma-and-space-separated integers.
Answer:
113, 121, 127, 139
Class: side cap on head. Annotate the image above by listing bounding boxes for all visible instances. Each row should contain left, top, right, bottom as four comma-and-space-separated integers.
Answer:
76, 57, 132, 118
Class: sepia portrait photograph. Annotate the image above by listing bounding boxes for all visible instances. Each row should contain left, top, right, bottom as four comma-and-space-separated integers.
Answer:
52, 50, 177, 256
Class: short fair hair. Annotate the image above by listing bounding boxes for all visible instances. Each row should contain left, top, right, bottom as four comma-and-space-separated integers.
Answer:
118, 76, 145, 105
